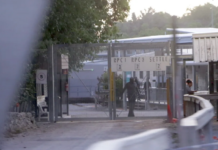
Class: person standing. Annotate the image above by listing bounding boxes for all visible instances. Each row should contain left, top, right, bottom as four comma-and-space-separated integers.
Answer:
121, 77, 139, 117
186, 79, 197, 94
134, 77, 140, 99
184, 79, 197, 117
144, 81, 151, 100
134, 77, 140, 88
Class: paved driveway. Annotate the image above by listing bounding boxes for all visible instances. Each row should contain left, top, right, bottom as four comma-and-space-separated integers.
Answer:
1, 118, 175, 150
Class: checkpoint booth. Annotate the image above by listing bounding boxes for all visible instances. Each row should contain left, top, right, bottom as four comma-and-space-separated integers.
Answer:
184, 32, 218, 120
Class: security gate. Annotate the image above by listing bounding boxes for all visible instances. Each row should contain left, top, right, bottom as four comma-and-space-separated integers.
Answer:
47, 42, 193, 122
48, 44, 112, 121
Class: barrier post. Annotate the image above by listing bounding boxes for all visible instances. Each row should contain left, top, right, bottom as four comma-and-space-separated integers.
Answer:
204, 120, 213, 143
179, 121, 200, 147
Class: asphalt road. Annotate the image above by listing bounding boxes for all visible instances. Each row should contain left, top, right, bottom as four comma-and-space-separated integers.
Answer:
2, 119, 218, 150
1, 118, 176, 150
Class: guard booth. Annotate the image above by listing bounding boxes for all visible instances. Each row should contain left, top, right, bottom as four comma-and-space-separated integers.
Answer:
190, 32, 218, 120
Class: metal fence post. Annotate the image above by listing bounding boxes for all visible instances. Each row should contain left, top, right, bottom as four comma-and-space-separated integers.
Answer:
33, 77, 37, 118
146, 71, 150, 110
157, 72, 160, 109
113, 73, 116, 120
171, 16, 177, 118
108, 43, 112, 120
123, 50, 127, 111
48, 45, 53, 122
54, 45, 58, 122
112, 44, 116, 120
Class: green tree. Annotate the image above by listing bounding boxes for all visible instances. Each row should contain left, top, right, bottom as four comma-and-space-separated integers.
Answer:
117, 7, 171, 38
132, 12, 137, 22
42, 0, 130, 46
39, 0, 130, 70
179, 3, 217, 27
19, 0, 130, 104
117, 3, 218, 39
99, 72, 123, 107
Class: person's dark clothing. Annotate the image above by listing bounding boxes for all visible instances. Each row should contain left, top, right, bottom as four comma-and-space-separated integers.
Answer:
122, 82, 139, 101
135, 78, 140, 88
128, 101, 135, 117
122, 81, 139, 117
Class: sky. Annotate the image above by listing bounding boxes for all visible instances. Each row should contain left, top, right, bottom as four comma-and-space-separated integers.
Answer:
128, 0, 218, 19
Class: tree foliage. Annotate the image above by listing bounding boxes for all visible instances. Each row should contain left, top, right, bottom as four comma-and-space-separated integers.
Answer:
117, 3, 218, 38
18, 0, 130, 104
39, 0, 131, 71
99, 71, 123, 106
39, 0, 130, 71
179, 3, 217, 27
41, 0, 130, 47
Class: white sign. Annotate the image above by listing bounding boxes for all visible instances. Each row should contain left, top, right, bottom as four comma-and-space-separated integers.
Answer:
36, 70, 47, 84
111, 56, 171, 72
61, 54, 69, 69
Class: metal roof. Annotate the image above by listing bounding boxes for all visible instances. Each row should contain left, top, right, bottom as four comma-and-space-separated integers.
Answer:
114, 33, 193, 44
113, 28, 218, 44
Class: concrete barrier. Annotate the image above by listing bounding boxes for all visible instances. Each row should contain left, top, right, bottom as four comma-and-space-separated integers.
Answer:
87, 128, 171, 150
86, 95, 214, 150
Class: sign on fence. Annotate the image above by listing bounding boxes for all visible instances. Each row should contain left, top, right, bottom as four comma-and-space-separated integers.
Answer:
61, 54, 69, 69
111, 56, 171, 72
